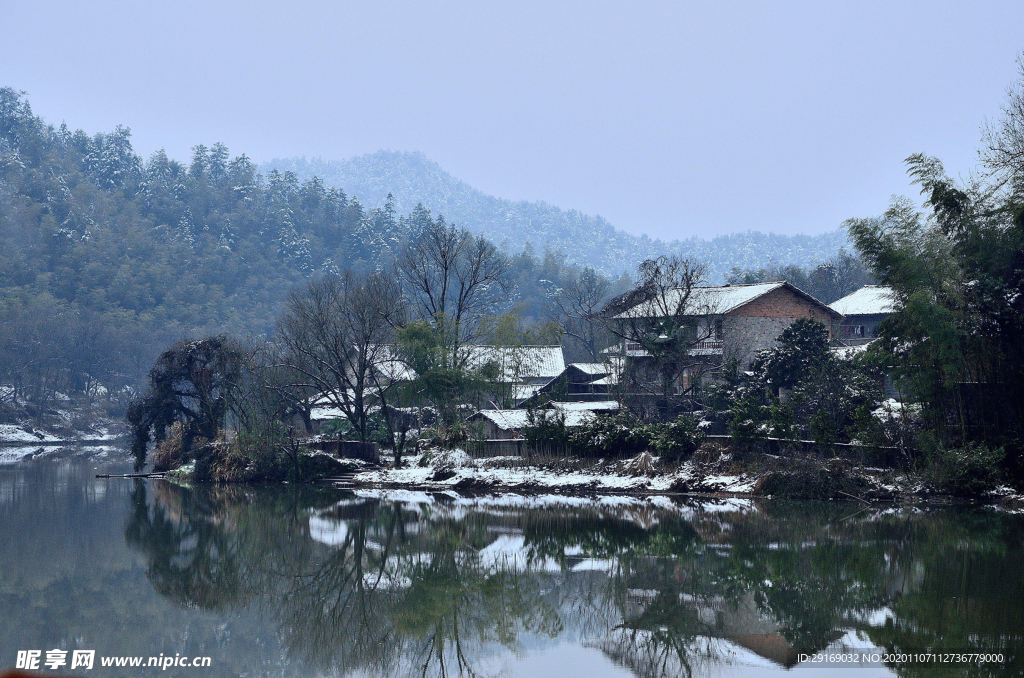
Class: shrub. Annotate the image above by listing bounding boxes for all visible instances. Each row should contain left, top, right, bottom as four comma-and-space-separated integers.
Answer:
151, 422, 187, 472
521, 411, 707, 459
567, 413, 649, 457
754, 461, 868, 500
931, 443, 1004, 497
523, 409, 570, 453
649, 415, 706, 460
728, 389, 770, 443
204, 443, 255, 482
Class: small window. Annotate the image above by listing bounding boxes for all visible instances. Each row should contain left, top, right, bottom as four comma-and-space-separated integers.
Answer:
714, 319, 724, 340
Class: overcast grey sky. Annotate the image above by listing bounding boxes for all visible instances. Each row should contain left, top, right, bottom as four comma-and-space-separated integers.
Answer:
3, 0, 1023, 240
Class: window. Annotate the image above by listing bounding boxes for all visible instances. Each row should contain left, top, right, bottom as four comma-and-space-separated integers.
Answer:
714, 319, 724, 340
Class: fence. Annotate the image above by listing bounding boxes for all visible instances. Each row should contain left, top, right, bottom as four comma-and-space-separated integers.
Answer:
468, 439, 527, 458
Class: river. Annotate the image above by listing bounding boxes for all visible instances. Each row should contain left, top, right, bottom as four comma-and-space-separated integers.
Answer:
1, 457, 1021, 677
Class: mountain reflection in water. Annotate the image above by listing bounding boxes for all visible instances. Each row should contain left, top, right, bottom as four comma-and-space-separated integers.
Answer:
1, 460, 1022, 677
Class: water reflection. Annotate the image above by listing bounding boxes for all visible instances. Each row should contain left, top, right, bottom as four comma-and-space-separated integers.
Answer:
122, 483, 1023, 677
1, 461, 1020, 677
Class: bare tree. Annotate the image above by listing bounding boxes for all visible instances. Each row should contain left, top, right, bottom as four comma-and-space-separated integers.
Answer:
277, 271, 406, 444
602, 256, 717, 419
553, 266, 612, 362
397, 216, 510, 365
981, 53, 1024, 194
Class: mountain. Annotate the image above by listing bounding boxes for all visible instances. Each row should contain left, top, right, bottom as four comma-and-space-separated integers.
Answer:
0, 88, 630, 395
265, 151, 851, 280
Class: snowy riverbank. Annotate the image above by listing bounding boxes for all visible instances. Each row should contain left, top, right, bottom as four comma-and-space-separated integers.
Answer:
0, 424, 128, 465
339, 448, 1024, 509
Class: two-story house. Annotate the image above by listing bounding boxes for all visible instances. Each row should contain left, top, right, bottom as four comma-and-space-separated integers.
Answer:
608, 281, 841, 372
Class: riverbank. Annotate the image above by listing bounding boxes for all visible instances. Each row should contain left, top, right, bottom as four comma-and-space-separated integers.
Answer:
0, 400, 127, 466
32, 435, 1021, 509
0, 440, 125, 464
330, 447, 1024, 509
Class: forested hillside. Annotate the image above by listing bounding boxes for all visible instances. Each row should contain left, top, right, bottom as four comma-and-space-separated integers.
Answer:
268, 151, 850, 278
0, 88, 626, 403
0, 86, 847, 416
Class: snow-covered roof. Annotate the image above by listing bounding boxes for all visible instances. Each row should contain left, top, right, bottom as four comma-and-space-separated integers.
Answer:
831, 340, 875, 359
367, 344, 565, 382
465, 345, 565, 380
568, 362, 610, 375
548, 401, 620, 412
828, 285, 896, 316
473, 409, 531, 430
511, 383, 545, 403
311, 405, 346, 421
573, 357, 622, 385
612, 282, 837, 319
376, 358, 417, 382
471, 408, 596, 431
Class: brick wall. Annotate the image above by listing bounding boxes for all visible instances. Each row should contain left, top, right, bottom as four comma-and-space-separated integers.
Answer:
731, 287, 835, 322
723, 287, 837, 368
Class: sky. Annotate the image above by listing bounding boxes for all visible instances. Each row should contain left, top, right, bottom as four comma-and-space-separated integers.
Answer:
3, 0, 1023, 241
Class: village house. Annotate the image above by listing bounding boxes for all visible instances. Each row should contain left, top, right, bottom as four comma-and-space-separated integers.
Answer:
308, 344, 566, 429
828, 285, 895, 345
465, 344, 566, 407
545, 400, 620, 414
519, 359, 623, 406
609, 281, 842, 372
467, 408, 597, 439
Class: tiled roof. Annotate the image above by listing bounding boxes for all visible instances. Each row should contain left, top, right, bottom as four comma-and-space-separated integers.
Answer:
829, 285, 896, 316
465, 345, 565, 380
568, 362, 611, 375
472, 408, 596, 430
548, 401, 619, 412
612, 282, 836, 319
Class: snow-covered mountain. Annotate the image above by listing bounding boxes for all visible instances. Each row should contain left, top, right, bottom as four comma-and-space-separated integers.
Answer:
264, 151, 850, 279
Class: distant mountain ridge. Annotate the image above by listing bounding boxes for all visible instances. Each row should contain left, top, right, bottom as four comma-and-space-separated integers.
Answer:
264, 151, 850, 280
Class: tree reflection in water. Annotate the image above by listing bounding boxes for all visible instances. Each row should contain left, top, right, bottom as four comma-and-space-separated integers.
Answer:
125, 483, 1024, 677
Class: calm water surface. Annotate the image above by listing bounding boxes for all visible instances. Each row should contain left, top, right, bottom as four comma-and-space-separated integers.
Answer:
1, 458, 1021, 677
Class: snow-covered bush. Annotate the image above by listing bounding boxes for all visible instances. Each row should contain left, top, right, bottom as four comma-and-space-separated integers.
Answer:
567, 413, 648, 458
649, 415, 706, 459
931, 443, 1004, 497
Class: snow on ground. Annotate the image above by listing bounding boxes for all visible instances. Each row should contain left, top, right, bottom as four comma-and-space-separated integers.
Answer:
353, 453, 759, 497
91, 428, 123, 441
0, 443, 122, 465
0, 424, 62, 443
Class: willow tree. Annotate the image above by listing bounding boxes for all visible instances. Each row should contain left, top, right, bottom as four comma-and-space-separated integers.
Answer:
126, 336, 247, 470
